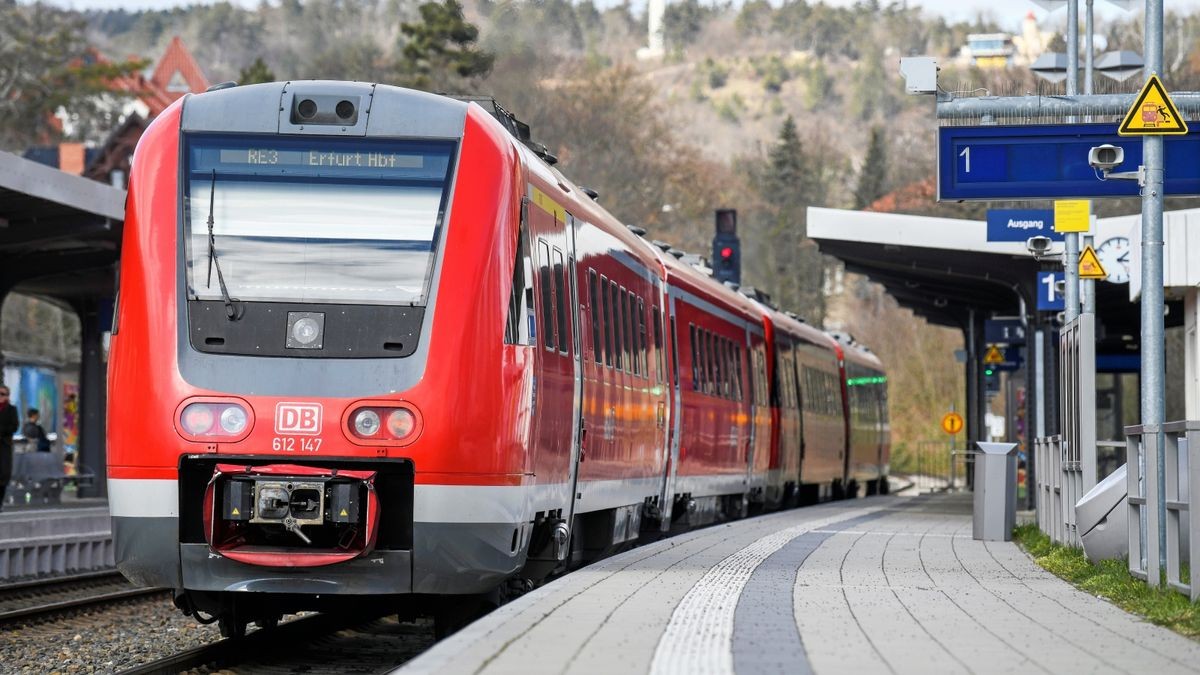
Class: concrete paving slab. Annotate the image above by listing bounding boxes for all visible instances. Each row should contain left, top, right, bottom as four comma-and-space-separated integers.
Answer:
396, 494, 1200, 675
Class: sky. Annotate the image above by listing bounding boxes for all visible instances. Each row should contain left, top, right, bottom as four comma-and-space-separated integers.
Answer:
33, 0, 1200, 30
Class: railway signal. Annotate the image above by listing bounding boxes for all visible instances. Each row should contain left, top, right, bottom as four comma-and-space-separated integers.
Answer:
712, 208, 740, 284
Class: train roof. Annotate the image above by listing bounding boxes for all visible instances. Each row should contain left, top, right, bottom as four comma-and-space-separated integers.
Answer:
832, 332, 885, 370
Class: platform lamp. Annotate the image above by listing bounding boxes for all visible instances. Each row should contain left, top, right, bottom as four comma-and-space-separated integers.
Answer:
1094, 50, 1144, 82
1030, 52, 1069, 84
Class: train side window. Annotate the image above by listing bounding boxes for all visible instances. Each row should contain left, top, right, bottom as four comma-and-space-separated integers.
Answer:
601, 277, 613, 367
729, 341, 739, 398
504, 203, 530, 345
689, 324, 698, 390
704, 332, 714, 396
589, 270, 602, 364
624, 291, 637, 376
760, 350, 769, 405
722, 339, 732, 399
653, 306, 664, 384
612, 282, 624, 371
706, 332, 716, 396
699, 330, 709, 394
715, 335, 725, 398
638, 298, 648, 379
726, 340, 736, 400
553, 249, 568, 355
537, 240, 555, 351
715, 337, 724, 399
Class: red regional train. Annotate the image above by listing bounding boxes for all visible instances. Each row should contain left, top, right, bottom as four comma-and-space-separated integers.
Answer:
107, 81, 889, 637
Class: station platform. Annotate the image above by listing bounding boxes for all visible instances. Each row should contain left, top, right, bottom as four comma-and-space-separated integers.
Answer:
399, 493, 1200, 674
0, 502, 112, 580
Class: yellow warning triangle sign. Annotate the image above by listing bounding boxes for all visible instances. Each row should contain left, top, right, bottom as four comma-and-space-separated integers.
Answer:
1079, 245, 1107, 280
984, 346, 1005, 365
1119, 75, 1188, 136
231, 507, 240, 516
340, 508, 349, 517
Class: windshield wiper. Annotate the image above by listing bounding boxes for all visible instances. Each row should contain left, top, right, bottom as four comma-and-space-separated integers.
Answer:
205, 170, 242, 320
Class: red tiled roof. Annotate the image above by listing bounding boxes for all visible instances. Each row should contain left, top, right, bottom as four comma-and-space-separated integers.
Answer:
96, 36, 209, 116
147, 36, 210, 112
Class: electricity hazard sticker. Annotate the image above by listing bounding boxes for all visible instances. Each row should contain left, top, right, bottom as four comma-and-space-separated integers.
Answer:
1118, 74, 1188, 136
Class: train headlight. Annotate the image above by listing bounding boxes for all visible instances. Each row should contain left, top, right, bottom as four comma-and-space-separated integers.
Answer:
219, 405, 248, 434
181, 404, 215, 435
353, 409, 381, 437
344, 402, 422, 446
386, 408, 416, 439
292, 318, 320, 345
177, 399, 254, 441
286, 312, 324, 350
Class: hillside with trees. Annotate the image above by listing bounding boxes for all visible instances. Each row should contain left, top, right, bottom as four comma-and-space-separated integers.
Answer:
7, 0, 1199, 457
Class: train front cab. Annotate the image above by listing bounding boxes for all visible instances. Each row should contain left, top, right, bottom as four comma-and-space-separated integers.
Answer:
842, 342, 890, 495
108, 82, 571, 631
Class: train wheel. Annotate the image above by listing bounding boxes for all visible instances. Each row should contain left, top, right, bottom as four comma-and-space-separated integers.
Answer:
218, 615, 248, 640
433, 594, 493, 639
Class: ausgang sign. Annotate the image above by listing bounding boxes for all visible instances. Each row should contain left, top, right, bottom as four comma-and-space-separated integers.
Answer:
986, 209, 1063, 243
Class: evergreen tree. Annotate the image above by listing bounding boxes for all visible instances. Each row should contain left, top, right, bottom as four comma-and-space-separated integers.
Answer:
396, 0, 494, 90
854, 127, 888, 209
0, 2, 146, 150
750, 116, 828, 324
238, 57, 275, 85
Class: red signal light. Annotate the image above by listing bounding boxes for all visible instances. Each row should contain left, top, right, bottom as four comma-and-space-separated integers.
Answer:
720, 246, 734, 259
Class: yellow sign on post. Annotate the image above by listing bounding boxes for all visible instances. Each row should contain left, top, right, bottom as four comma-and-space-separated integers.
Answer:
941, 412, 964, 435
1054, 200, 1090, 233
1118, 74, 1188, 136
1078, 245, 1107, 280
983, 346, 1005, 365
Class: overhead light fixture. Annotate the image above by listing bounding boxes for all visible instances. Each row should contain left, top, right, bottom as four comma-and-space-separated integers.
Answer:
1030, 52, 1069, 84
1095, 50, 1144, 82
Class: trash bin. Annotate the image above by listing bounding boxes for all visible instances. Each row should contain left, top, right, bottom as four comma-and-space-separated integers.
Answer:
1077, 463, 1128, 563
973, 442, 1018, 541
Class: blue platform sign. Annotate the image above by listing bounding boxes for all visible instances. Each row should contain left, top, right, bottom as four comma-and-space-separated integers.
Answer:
995, 347, 1024, 372
985, 318, 1026, 345
939, 123, 1200, 201
1037, 271, 1065, 311
986, 209, 1062, 242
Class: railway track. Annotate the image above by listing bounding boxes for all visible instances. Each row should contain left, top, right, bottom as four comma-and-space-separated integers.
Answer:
0, 570, 166, 626
120, 611, 435, 674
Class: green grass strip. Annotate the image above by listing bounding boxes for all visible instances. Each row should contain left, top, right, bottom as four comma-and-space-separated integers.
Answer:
1014, 523, 1200, 638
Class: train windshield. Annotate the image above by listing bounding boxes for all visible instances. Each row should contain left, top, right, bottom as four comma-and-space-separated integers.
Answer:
183, 135, 455, 306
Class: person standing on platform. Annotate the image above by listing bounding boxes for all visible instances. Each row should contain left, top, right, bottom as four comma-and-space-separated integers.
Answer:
22, 408, 49, 453
0, 388, 19, 511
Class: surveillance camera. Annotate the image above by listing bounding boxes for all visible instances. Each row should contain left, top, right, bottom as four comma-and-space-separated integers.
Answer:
1089, 144, 1125, 171
1026, 235, 1053, 257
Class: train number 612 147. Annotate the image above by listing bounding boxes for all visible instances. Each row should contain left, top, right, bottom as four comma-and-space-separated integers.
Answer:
272, 436, 323, 452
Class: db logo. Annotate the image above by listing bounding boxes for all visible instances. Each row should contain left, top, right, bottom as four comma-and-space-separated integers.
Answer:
275, 402, 322, 435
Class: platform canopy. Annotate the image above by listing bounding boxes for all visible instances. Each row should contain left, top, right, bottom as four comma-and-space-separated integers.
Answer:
807, 206, 1165, 356
0, 151, 125, 301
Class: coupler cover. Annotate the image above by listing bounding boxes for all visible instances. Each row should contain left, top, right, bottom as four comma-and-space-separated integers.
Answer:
203, 463, 380, 568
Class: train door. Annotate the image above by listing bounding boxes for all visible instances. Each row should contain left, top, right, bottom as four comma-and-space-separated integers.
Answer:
657, 292, 683, 531
563, 214, 585, 527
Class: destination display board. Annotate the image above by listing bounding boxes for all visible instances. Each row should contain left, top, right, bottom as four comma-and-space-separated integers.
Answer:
938, 123, 1200, 201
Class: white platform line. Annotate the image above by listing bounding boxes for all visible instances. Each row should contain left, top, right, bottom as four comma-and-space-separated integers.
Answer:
648, 505, 888, 675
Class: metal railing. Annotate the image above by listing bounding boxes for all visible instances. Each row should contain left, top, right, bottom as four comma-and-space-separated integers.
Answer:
1035, 435, 1083, 547
1127, 421, 1200, 596
1126, 424, 1160, 584
898, 440, 971, 493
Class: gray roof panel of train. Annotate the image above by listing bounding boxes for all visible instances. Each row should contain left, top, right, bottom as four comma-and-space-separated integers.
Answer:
181, 81, 467, 139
